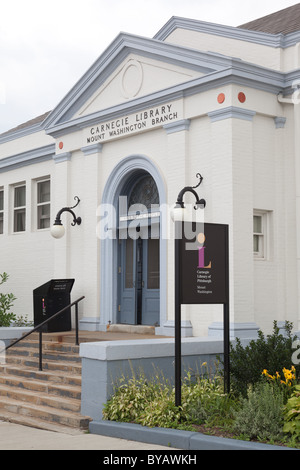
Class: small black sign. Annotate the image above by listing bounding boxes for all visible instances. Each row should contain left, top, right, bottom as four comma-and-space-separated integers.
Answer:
180, 223, 229, 304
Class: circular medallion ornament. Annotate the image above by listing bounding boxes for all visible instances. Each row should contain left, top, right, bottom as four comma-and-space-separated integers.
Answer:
238, 92, 246, 103
121, 60, 143, 99
217, 93, 225, 104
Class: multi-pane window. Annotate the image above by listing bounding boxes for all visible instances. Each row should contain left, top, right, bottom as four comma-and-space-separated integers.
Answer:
253, 212, 265, 258
14, 185, 26, 232
37, 180, 50, 229
0, 189, 3, 234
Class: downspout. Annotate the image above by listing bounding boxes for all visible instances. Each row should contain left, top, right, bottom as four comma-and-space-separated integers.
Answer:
278, 91, 300, 330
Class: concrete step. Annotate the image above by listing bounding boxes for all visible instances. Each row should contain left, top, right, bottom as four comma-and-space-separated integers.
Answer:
6, 345, 81, 363
0, 363, 82, 386
0, 384, 81, 412
0, 396, 90, 429
5, 354, 82, 374
0, 409, 86, 434
0, 374, 81, 399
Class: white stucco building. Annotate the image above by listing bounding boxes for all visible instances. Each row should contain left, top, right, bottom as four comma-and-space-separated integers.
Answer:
1, 4, 300, 337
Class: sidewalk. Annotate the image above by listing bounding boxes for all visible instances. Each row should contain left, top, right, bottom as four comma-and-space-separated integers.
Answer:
0, 421, 175, 450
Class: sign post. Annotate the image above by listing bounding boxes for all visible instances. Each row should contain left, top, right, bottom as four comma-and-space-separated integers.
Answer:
174, 222, 230, 407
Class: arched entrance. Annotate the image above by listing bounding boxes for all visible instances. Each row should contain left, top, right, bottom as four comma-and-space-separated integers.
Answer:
118, 172, 160, 325
100, 155, 167, 330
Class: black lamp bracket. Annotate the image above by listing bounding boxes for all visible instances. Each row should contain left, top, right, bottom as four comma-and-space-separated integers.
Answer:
175, 173, 206, 210
54, 196, 82, 226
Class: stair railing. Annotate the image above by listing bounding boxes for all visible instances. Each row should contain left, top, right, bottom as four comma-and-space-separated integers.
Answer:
5, 296, 85, 371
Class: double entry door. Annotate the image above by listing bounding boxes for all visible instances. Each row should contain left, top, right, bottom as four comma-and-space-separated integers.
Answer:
118, 236, 160, 326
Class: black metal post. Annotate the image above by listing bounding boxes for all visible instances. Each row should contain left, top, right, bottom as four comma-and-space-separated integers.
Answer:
223, 225, 230, 394
75, 302, 79, 346
175, 220, 182, 407
223, 302, 230, 394
39, 329, 42, 371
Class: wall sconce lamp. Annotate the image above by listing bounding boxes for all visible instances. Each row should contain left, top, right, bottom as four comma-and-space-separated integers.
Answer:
171, 173, 206, 222
51, 196, 82, 239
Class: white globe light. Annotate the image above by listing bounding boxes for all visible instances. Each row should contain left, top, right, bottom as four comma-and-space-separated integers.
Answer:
50, 224, 65, 239
170, 205, 185, 222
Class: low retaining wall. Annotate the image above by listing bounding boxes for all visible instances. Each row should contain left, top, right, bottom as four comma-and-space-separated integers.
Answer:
0, 327, 32, 347
79, 337, 226, 422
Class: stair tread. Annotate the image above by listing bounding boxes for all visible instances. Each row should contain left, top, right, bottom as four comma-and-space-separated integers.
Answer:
0, 412, 86, 435
0, 383, 81, 410
0, 373, 81, 394
0, 395, 91, 428
0, 363, 82, 381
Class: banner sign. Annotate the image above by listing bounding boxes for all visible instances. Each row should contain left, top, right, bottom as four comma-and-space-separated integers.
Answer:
180, 223, 229, 304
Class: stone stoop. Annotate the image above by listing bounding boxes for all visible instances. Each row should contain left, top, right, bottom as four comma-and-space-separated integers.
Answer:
0, 332, 92, 434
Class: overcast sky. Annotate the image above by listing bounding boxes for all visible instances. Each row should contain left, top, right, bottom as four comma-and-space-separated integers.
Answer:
0, 0, 298, 134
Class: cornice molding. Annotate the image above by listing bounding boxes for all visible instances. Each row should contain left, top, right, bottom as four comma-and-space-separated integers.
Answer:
208, 106, 256, 122
0, 144, 55, 173
154, 16, 300, 49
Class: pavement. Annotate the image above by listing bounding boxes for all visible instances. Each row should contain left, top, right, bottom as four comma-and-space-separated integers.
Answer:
0, 420, 176, 450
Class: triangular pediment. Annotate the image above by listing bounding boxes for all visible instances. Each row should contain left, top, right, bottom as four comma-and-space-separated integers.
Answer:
44, 31, 229, 135
74, 54, 202, 119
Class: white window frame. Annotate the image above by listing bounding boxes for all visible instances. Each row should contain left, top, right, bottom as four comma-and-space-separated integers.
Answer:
253, 210, 269, 260
36, 178, 50, 230
13, 183, 26, 233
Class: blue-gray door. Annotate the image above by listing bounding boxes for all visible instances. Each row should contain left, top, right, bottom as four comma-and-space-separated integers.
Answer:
118, 237, 160, 325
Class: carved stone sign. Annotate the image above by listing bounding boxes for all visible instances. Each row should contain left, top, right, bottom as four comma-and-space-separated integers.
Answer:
84, 101, 182, 144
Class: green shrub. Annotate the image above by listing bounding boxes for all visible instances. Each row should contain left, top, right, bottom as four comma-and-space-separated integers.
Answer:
0, 273, 17, 327
283, 384, 300, 442
228, 321, 299, 397
233, 381, 285, 442
103, 365, 236, 430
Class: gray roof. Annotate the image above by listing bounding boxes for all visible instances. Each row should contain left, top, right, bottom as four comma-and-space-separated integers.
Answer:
239, 3, 300, 35
0, 111, 51, 137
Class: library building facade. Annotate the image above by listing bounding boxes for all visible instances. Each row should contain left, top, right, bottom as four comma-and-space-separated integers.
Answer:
1, 4, 300, 338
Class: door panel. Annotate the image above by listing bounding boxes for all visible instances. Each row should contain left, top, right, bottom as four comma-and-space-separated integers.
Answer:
119, 238, 136, 324
141, 239, 160, 325
119, 237, 160, 326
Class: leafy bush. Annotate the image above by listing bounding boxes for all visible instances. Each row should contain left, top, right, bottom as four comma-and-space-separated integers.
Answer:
0, 272, 17, 327
103, 365, 237, 430
229, 321, 299, 397
233, 382, 285, 442
283, 384, 300, 442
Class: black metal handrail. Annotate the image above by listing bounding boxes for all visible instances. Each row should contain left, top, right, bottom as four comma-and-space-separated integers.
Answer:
5, 296, 85, 371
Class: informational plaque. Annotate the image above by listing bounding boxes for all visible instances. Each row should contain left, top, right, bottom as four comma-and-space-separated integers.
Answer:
180, 223, 229, 304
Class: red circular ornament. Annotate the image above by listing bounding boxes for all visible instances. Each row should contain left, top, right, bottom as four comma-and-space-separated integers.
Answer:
58, 141, 64, 149
238, 92, 246, 103
217, 93, 225, 104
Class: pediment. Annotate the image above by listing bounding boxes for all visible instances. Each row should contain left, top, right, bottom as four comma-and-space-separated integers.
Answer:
44, 32, 225, 134
74, 54, 202, 119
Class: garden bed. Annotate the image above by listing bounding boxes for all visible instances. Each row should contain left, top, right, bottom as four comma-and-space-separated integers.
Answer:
101, 322, 300, 450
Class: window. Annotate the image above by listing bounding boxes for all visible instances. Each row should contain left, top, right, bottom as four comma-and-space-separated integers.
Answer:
0, 189, 3, 234
253, 211, 268, 259
37, 179, 50, 229
14, 185, 26, 232
128, 175, 159, 212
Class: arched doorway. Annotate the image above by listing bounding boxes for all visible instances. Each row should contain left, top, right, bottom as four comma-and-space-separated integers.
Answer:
100, 155, 167, 330
118, 172, 160, 326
